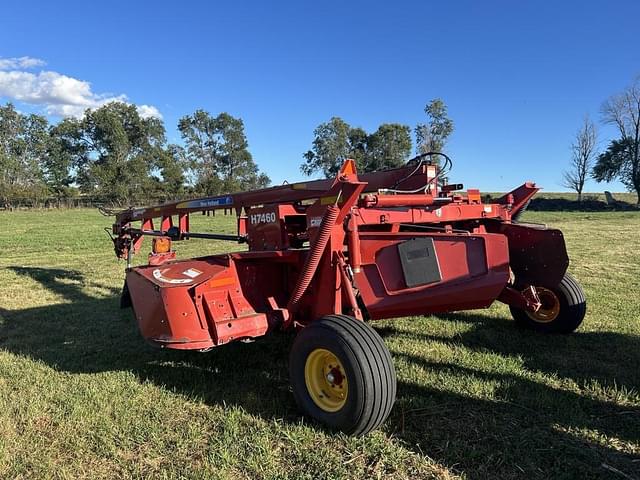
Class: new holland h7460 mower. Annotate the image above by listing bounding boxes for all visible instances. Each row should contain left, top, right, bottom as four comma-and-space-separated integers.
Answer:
107, 153, 586, 435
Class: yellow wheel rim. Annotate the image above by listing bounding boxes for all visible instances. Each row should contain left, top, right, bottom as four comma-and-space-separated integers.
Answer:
304, 348, 348, 412
527, 287, 561, 323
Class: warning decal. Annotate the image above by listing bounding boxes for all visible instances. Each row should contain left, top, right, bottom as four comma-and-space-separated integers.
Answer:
182, 268, 203, 278
152, 269, 194, 284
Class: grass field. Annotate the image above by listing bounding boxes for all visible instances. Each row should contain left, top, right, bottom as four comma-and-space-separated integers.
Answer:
1, 209, 639, 479
493, 191, 638, 203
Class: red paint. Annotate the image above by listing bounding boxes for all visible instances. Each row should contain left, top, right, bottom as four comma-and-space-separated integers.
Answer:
111, 159, 559, 350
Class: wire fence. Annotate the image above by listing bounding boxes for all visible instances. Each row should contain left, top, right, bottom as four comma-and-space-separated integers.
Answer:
0, 195, 184, 211
2, 192, 637, 212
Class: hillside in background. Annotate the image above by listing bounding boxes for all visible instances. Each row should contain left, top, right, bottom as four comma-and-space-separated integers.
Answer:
485, 191, 638, 212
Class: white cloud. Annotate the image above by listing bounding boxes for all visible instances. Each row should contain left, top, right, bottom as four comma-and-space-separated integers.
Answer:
0, 56, 46, 70
136, 104, 163, 120
0, 57, 162, 119
0, 70, 127, 117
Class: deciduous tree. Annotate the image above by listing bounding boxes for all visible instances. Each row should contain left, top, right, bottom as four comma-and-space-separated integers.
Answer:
301, 117, 364, 176
594, 138, 639, 203
44, 123, 76, 199
154, 144, 187, 198
58, 102, 167, 204
415, 98, 454, 155
301, 118, 412, 177
0, 103, 48, 205
178, 110, 270, 194
594, 77, 640, 204
563, 116, 597, 201
364, 124, 412, 171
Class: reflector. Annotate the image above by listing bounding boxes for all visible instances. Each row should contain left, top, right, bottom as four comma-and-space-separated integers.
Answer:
152, 236, 171, 254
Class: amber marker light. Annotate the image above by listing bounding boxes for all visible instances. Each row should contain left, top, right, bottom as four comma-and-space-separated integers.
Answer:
152, 237, 172, 254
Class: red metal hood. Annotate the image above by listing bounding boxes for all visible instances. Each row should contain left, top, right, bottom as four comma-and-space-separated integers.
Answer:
133, 257, 230, 289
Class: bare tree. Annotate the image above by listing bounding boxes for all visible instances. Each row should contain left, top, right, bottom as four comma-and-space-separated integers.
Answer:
601, 76, 640, 142
563, 115, 597, 201
594, 76, 640, 204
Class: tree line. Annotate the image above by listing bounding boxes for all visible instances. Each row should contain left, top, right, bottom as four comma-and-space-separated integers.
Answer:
6, 79, 634, 210
563, 76, 640, 204
0, 98, 453, 208
0, 102, 270, 207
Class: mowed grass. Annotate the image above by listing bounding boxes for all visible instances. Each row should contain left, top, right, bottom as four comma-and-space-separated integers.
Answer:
0, 208, 639, 479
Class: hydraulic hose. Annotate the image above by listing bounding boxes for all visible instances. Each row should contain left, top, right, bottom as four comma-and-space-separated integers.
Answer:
287, 205, 340, 312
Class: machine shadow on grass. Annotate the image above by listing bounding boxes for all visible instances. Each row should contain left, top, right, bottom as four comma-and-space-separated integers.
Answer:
0, 266, 298, 423
378, 315, 640, 479
2, 266, 639, 479
377, 312, 640, 395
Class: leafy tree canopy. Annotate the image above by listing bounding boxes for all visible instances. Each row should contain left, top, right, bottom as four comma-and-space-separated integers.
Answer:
0, 103, 49, 204
415, 98, 454, 155
593, 138, 639, 203
56, 102, 170, 204
301, 117, 412, 177
178, 110, 270, 195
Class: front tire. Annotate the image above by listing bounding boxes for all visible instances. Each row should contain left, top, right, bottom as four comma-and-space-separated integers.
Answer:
289, 314, 396, 436
510, 273, 586, 333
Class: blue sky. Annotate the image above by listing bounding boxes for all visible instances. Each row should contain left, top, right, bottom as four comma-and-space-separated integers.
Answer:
1, 0, 638, 192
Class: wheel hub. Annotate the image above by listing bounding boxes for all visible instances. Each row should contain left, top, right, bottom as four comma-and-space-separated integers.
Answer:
304, 348, 349, 412
527, 287, 561, 323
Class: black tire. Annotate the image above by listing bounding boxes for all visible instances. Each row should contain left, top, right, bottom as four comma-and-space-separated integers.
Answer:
510, 273, 586, 333
289, 314, 396, 436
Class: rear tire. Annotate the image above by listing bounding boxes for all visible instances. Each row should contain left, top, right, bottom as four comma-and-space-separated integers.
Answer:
510, 273, 586, 333
289, 314, 396, 436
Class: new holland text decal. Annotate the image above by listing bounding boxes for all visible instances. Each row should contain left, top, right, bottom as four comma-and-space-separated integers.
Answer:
176, 196, 233, 209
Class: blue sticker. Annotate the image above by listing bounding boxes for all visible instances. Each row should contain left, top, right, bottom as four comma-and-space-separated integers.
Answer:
180, 196, 233, 209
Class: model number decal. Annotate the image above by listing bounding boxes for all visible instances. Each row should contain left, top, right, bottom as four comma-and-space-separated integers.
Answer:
309, 216, 323, 227
250, 212, 277, 225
